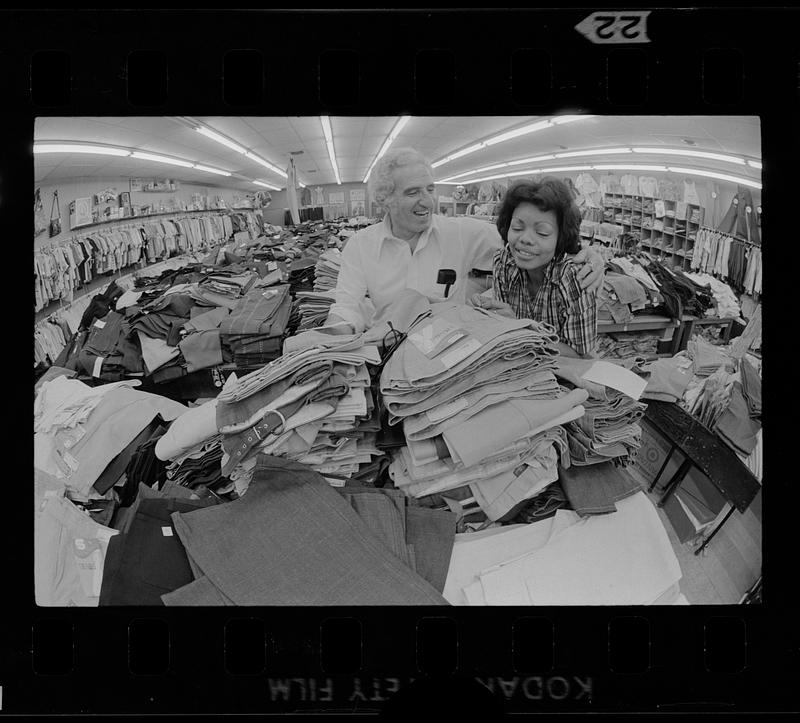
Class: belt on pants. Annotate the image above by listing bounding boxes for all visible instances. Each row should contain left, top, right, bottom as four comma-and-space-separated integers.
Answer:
221, 394, 308, 475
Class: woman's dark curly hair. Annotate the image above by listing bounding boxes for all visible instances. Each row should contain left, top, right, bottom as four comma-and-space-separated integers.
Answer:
495, 176, 582, 258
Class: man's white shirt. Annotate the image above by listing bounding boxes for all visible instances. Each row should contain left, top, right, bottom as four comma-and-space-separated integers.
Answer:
329, 214, 503, 332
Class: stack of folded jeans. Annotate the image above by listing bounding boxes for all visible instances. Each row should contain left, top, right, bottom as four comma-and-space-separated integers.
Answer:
596, 332, 660, 363
377, 294, 589, 522
74, 310, 145, 381
563, 386, 646, 468
155, 333, 386, 494
552, 357, 647, 468
296, 291, 338, 330
218, 284, 292, 367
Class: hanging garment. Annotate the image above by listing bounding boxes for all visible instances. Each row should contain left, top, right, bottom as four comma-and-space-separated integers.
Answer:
683, 179, 701, 205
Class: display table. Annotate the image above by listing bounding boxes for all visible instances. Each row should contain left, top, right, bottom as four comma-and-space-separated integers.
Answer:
598, 314, 682, 353
643, 400, 760, 554
674, 315, 738, 352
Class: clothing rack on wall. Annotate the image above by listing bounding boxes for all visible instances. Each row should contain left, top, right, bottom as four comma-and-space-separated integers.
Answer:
700, 225, 761, 248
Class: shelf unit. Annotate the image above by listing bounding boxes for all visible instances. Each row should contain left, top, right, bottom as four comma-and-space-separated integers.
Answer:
602, 193, 705, 271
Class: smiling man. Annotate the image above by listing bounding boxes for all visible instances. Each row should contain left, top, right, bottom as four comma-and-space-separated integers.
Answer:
326, 147, 604, 333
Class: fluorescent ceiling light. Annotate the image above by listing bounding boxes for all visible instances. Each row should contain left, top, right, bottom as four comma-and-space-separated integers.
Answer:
195, 126, 247, 154
555, 148, 631, 158
244, 151, 287, 177
551, 115, 595, 125
632, 147, 746, 165
320, 116, 342, 185
432, 115, 595, 169
748, 160, 762, 169
193, 164, 231, 176
483, 120, 551, 146
34, 143, 131, 156
593, 164, 669, 172
666, 166, 762, 190
131, 151, 194, 168
253, 180, 281, 190
364, 116, 412, 183
507, 154, 557, 166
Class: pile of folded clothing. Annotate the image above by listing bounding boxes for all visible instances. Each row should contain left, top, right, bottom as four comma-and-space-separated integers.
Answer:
597, 271, 654, 324
684, 271, 744, 321
313, 248, 342, 291
156, 330, 387, 496
640, 355, 694, 403
377, 291, 589, 524
553, 358, 647, 468
99, 455, 455, 605
295, 248, 344, 330
687, 336, 730, 376
192, 270, 258, 310
218, 283, 293, 367
596, 331, 661, 365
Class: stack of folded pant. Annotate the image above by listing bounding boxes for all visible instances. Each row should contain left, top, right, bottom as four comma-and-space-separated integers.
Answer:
564, 386, 646, 467
75, 311, 145, 381
641, 356, 694, 403
219, 284, 292, 366
155, 335, 386, 493
296, 291, 337, 330
160, 455, 452, 605
596, 332, 660, 363
377, 294, 588, 522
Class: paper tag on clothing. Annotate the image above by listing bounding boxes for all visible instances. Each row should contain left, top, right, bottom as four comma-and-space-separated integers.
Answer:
440, 337, 482, 369
581, 361, 648, 400
61, 450, 80, 473
267, 261, 278, 271
425, 396, 469, 423
95, 527, 115, 542
61, 426, 87, 449
407, 317, 467, 358
93, 319, 106, 329
324, 476, 346, 487
92, 356, 104, 378
161, 526, 173, 537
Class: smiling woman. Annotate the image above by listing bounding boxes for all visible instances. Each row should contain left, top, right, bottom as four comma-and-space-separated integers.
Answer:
489, 177, 598, 358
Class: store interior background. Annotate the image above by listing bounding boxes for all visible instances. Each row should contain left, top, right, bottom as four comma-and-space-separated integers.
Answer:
34, 115, 761, 250
34, 115, 762, 605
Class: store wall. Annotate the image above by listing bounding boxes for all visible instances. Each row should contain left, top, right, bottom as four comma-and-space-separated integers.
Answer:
443, 169, 761, 228
34, 177, 253, 250
263, 181, 371, 226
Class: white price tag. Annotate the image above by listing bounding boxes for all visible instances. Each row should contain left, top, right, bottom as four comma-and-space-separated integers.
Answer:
94, 319, 106, 329
61, 450, 80, 472
440, 337, 482, 369
92, 356, 104, 378
162, 526, 173, 537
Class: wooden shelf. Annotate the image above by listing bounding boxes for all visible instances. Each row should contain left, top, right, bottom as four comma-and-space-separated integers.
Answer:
66, 207, 236, 234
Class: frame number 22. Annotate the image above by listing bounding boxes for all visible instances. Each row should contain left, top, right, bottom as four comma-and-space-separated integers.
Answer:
575, 11, 652, 44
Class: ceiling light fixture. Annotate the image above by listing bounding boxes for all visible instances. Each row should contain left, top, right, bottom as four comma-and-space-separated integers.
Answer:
592, 164, 669, 172
243, 151, 287, 177
253, 180, 281, 191
632, 147, 746, 165
33, 143, 131, 156
666, 166, 762, 190
363, 115, 411, 183
320, 116, 342, 185
431, 115, 595, 169
195, 126, 248, 154
130, 151, 194, 168
192, 164, 232, 176
555, 147, 632, 158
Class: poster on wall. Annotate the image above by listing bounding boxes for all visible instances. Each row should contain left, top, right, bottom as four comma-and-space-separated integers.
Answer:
349, 189, 365, 202
329, 191, 345, 205
130, 178, 179, 192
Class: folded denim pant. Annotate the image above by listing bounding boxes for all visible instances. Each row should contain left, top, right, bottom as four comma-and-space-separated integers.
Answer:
161, 455, 449, 605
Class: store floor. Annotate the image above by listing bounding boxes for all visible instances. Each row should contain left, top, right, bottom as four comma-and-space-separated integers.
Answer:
627, 468, 762, 604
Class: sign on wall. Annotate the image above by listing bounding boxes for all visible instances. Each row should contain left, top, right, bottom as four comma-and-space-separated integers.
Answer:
349, 189, 365, 202
329, 191, 345, 205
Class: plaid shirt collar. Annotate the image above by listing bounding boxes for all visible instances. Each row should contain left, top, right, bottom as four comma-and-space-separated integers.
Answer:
500, 245, 566, 287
